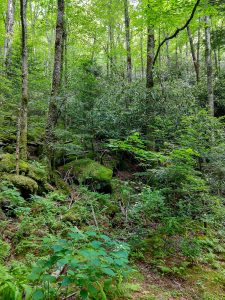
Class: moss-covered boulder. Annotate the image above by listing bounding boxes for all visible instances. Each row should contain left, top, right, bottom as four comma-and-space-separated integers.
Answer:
0, 154, 47, 193
60, 159, 113, 192
2, 174, 38, 198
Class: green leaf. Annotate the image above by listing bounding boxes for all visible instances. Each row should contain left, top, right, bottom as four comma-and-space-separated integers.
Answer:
102, 268, 116, 277
87, 284, 98, 296
32, 289, 44, 300
42, 274, 56, 283
80, 289, 88, 299
52, 244, 64, 252
61, 276, 73, 287
57, 258, 68, 267
91, 241, 102, 248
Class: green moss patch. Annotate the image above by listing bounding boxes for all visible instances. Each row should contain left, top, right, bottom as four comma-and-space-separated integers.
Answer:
2, 174, 38, 196
62, 159, 113, 183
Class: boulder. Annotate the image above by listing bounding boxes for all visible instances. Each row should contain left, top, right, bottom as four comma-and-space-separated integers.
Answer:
2, 174, 38, 198
0, 153, 47, 193
60, 159, 113, 192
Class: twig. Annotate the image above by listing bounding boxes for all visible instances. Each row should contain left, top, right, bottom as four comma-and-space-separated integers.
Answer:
62, 292, 77, 300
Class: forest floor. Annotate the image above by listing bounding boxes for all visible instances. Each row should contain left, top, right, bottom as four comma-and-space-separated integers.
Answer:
126, 262, 225, 300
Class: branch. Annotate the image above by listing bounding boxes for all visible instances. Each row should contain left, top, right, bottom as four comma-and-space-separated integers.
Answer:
153, 0, 201, 65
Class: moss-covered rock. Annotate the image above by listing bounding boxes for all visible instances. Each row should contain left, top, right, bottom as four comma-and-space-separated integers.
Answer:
0, 153, 47, 185
62, 159, 113, 183
2, 174, 38, 197
60, 159, 113, 192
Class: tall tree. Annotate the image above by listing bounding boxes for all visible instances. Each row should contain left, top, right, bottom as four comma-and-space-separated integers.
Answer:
17, 0, 28, 161
4, 0, 14, 68
205, 15, 214, 115
187, 26, 200, 82
146, 27, 154, 89
124, 0, 132, 83
45, 0, 65, 167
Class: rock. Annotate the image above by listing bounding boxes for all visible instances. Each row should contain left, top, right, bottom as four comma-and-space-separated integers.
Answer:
60, 159, 113, 192
2, 174, 38, 198
0, 153, 47, 193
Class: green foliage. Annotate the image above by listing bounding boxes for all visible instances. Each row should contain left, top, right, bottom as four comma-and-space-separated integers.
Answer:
0, 239, 10, 262
30, 228, 130, 299
0, 264, 32, 300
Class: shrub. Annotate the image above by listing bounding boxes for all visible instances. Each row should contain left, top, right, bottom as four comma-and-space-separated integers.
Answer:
30, 228, 131, 299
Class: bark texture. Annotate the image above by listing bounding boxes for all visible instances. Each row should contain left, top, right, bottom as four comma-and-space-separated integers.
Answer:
18, 0, 28, 160
187, 26, 200, 82
4, 0, 14, 68
205, 16, 214, 115
146, 27, 154, 89
124, 0, 132, 83
45, 0, 65, 167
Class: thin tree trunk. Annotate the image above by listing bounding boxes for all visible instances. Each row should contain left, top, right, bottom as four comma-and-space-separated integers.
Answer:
45, 0, 65, 168
205, 16, 214, 115
146, 27, 154, 89
63, 24, 68, 128
158, 27, 161, 70
108, 24, 114, 75
108, 0, 114, 76
165, 33, 170, 67
18, 0, 28, 160
140, 31, 144, 79
4, 0, 14, 68
214, 49, 218, 75
175, 39, 179, 76
187, 26, 200, 82
196, 24, 201, 78
124, 0, 132, 83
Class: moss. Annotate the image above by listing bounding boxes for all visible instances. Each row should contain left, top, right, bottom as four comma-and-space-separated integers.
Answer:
53, 173, 71, 194
2, 174, 38, 196
27, 163, 47, 183
62, 158, 113, 183
0, 153, 29, 173
0, 154, 47, 185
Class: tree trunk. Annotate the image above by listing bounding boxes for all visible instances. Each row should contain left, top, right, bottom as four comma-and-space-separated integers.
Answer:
146, 27, 154, 89
18, 0, 28, 161
140, 31, 144, 79
196, 24, 201, 77
45, 0, 65, 168
187, 26, 200, 82
124, 0, 132, 83
205, 16, 214, 116
4, 0, 14, 68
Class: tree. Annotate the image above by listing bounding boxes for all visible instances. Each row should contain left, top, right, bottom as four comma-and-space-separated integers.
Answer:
205, 15, 214, 115
16, 0, 28, 162
146, 27, 154, 89
124, 0, 132, 83
4, 0, 14, 68
187, 25, 200, 82
45, 0, 65, 168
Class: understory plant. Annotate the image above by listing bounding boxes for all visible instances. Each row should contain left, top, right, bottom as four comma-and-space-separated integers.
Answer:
30, 228, 131, 299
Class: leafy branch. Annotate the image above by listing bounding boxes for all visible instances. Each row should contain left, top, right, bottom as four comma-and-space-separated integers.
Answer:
153, 0, 201, 65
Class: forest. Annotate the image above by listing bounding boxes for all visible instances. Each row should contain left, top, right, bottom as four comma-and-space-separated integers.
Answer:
0, 0, 225, 299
